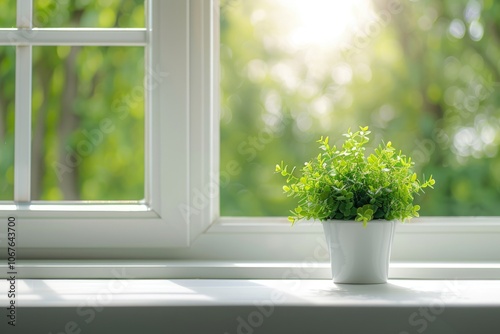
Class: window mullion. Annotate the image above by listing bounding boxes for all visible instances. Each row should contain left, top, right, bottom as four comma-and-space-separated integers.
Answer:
0, 29, 147, 46
14, 46, 32, 202
14, 0, 33, 202
16, 0, 32, 28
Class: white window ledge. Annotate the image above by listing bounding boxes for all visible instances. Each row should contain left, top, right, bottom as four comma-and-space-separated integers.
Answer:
2, 260, 500, 279
1, 279, 499, 333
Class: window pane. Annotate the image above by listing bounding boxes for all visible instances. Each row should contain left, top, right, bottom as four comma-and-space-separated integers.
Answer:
32, 46, 144, 200
220, 0, 500, 216
0, 47, 15, 200
0, 2, 15, 27
34, 0, 144, 28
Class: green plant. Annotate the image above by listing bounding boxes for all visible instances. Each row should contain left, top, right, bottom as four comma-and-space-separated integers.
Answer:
276, 126, 435, 226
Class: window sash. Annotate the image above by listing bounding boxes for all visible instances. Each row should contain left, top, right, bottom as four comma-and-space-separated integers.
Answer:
2, 1, 148, 203
0, 0, 191, 247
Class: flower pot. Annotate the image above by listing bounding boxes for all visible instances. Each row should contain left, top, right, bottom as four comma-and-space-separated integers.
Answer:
322, 220, 396, 284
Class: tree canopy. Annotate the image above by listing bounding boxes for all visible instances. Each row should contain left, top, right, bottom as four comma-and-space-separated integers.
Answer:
1, 0, 499, 218
220, 0, 500, 216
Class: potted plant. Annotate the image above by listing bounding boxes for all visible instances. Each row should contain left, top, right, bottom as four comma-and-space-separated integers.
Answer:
276, 126, 435, 284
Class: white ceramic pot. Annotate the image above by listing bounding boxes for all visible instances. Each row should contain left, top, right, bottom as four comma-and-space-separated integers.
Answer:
322, 220, 396, 284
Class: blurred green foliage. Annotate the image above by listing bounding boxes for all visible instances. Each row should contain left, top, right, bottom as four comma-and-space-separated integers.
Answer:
220, 0, 500, 216
32, 45, 144, 200
0, 44, 15, 199
0, 3, 14, 27
35, 0, 144, 28
2, 0, 500, 216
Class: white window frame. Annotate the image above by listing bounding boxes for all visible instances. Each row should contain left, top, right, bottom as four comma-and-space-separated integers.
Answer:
1, 0, 500, 279
0, 0, 191, 249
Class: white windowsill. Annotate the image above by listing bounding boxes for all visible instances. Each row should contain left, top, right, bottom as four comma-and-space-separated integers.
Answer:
1, 279, 499, 333
2, 261, 500, 279
3, 279, 500, 307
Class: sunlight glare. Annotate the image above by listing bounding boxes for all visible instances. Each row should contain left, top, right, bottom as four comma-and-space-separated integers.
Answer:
280, 0, 373, 50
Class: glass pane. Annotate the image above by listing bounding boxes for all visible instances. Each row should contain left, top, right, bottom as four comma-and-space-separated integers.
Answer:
220, 0, 500, 216
32, 46, 144, 200
0, 2, 15, 27
34, 0, 144, 28
0, 47, 15, 200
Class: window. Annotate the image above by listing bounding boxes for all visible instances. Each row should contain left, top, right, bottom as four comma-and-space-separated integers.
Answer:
0, 0, 192, 254
210, 0, 500, 270
1, 0, 499, 279
219, 0, 500, 217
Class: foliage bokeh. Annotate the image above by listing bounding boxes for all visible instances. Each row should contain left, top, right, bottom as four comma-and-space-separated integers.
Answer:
1, 0, 500, 216
220, 0, 500, 216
